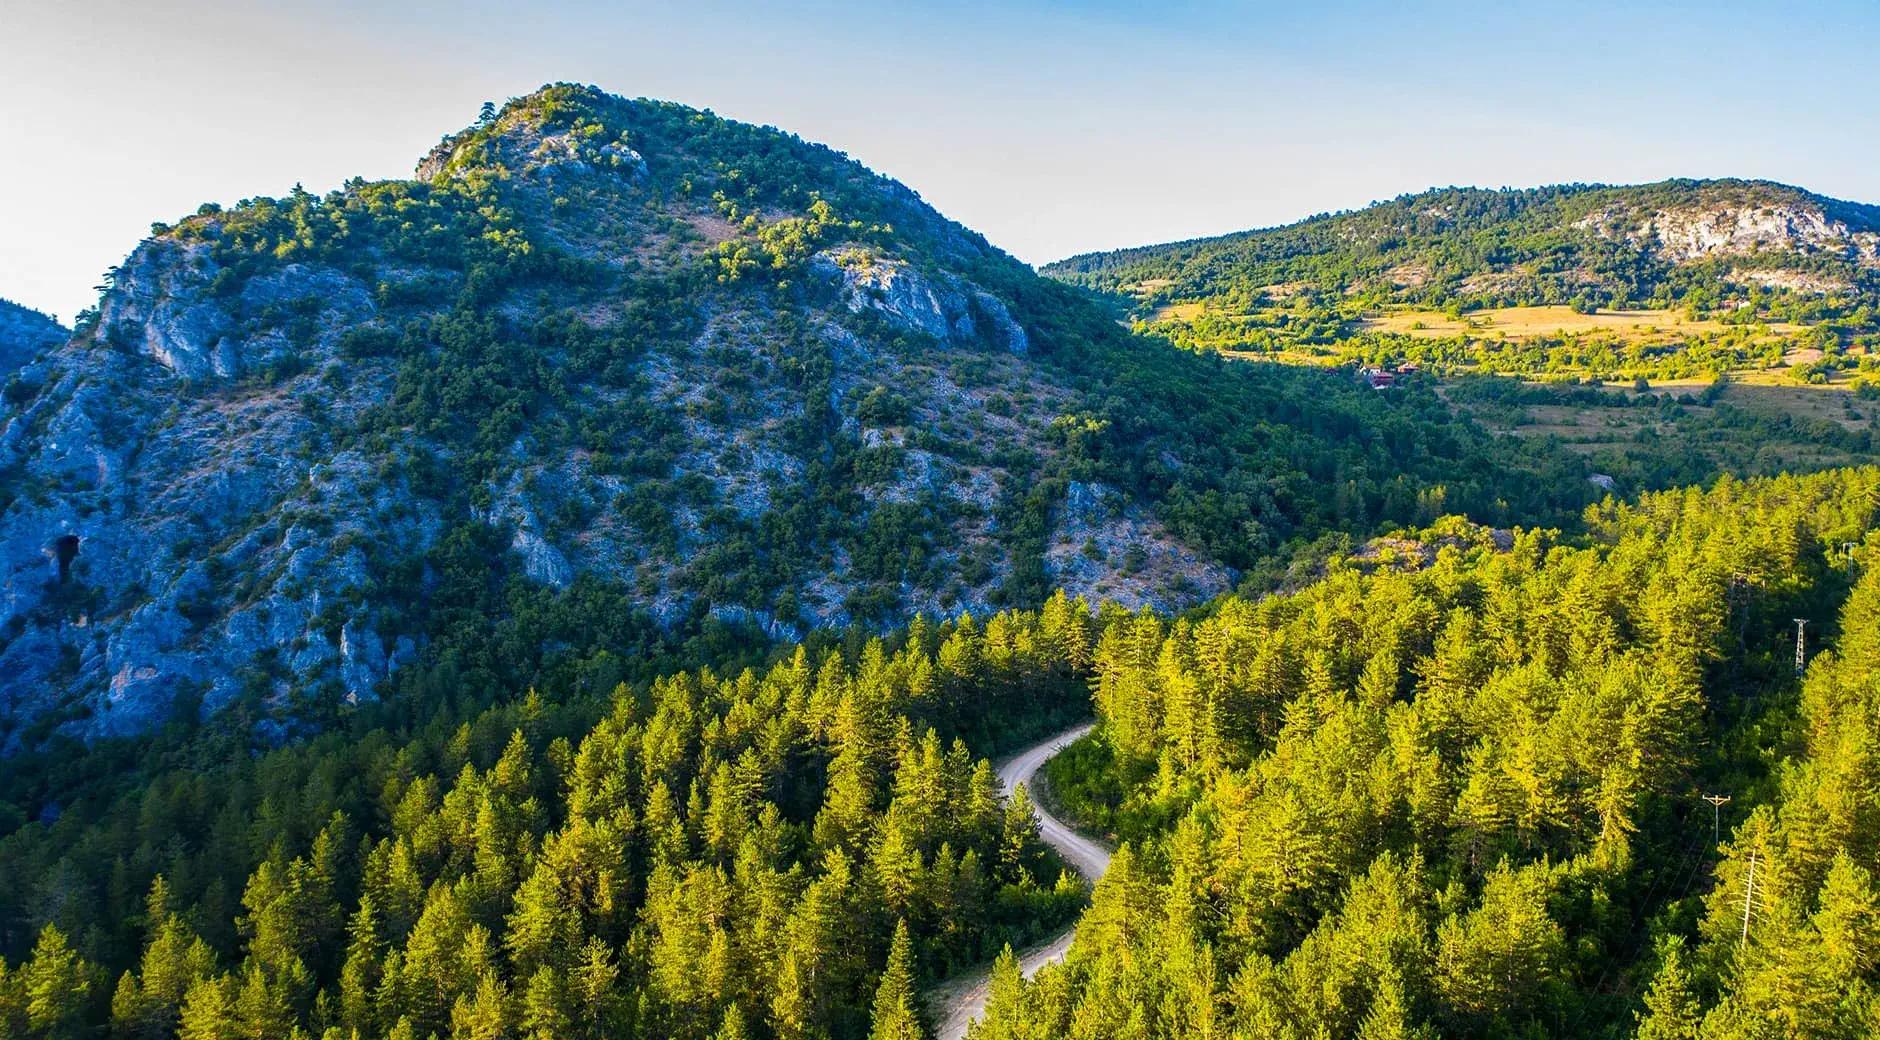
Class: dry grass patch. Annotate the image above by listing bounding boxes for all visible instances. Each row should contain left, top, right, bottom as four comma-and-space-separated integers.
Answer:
1150, 301, 1208, 322
1364, 305, 1798, 343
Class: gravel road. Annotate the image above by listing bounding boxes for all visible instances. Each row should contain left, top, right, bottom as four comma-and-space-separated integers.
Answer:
926, 722, 1110, 1040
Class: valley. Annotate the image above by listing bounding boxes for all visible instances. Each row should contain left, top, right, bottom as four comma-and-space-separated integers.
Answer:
2, 82, 1879, 1040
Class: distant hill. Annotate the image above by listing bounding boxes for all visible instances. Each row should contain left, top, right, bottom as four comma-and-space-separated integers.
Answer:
1044, 180, 1880, 313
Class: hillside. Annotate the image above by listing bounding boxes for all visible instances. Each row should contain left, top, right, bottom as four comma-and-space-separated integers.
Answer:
0, 299, 64, 376
1045, 179, 1880, 313
0, 85, 1619, 749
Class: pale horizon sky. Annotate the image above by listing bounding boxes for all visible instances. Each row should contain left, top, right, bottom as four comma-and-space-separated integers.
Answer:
4, 0, 1879, 323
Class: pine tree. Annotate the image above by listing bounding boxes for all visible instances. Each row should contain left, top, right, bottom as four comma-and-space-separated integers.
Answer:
569, 938, 623, 1040
177, 975, 239, 1040
1434, 860, 1564, 1018
868, 919, 922, 1040
999, 785, 1045, 884
517, 965, 567, 1040
22, 925, 92, 1040
337, 896, 382, 1034
1356, 966, 1434, 1040
234, 960, 294, 1040
713, 1002, 750, 1040
110, 971, 149, 1039
1081, 845, 1157, 952
449, 973, 510, 1040
815, 749, 879, 854
769, 948, 812, 1040
1633, 937, 1701, 1040
870, 809, 924, 918
1814, 851, 1880, 979
1159, 632, 1207, 768
504, 864, 575, 977
114, 876, 218, 1039
976, 945, 1025, 1040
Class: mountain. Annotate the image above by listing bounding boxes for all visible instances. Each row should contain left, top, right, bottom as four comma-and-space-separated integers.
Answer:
0, 84, 1605, 749
1044, 179, 1880, 311
0, 299, 64, 376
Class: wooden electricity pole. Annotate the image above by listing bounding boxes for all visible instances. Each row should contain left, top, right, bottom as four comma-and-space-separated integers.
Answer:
1702, 792, 1731, 847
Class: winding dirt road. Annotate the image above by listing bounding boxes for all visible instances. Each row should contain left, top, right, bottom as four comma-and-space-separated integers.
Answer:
926, 722, 1110, 1040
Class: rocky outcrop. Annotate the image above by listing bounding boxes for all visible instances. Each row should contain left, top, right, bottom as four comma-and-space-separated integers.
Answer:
1576, 198, 1880, 266
419, 118, 649, 185
815, 250, 1029, 354
90, 242, 379, 383
1042, 480, 1232, 610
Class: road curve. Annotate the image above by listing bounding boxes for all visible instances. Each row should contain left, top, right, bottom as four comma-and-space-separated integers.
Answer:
927, 722, 1110, 1040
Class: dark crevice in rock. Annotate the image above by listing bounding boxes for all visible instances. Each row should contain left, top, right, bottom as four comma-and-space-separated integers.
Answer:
53, 534, 79, 583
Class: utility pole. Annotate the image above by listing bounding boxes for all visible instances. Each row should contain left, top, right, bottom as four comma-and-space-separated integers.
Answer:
1794, 618, 1808, 677
1702, 792, 1731, 847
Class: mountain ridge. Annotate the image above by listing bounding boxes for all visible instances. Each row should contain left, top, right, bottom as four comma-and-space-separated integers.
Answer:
1043, 177, 1880, 309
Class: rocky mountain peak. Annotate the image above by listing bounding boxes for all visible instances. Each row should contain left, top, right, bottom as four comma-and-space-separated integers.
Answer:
0, 85, 1237, 750
415, 84, 651, 184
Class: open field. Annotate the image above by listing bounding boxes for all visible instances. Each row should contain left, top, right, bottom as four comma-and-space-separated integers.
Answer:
1595, 377, 1868, 429
1218, 346, 1876, 473
1149, 301, 1207, 321
1363, 305, 1799, 343
1440, 374, 1875, 478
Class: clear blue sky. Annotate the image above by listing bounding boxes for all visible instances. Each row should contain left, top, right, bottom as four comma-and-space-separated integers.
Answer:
5, 0, 1879, 322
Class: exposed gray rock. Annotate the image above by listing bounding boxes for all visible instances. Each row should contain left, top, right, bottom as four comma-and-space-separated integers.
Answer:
813, 250, 1025, 353
1043, 480, 1233, 612
1587, 201, 1880, 264
818, 251, 957, 340
973, 291, 1029, 355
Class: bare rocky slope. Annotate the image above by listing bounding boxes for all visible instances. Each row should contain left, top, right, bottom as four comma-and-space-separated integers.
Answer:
0, 85, 1597, 749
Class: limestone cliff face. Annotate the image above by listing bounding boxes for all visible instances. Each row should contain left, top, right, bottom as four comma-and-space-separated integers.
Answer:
1570, 184, 1880, 270
815, 249, 1029, 355
0, 251, 432, 741
0, 85, 1229, 749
